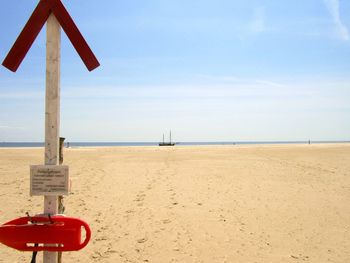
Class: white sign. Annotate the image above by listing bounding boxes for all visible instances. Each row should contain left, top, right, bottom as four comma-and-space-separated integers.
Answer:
30, 165, 69, 196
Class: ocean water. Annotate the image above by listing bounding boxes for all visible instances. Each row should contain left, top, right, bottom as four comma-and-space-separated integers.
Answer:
0, 141, 348, 148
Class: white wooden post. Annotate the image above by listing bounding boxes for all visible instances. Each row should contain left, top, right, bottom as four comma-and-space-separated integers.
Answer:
44, 13, 61, 263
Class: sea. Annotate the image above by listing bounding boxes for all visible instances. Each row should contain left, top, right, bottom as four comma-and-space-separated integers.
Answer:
0, 141, 348, 148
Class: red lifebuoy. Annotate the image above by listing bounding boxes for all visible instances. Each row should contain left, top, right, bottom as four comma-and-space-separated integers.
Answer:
0, 215, 91, 252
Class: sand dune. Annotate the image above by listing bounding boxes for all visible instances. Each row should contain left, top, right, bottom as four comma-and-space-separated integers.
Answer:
0, 144, 349, 262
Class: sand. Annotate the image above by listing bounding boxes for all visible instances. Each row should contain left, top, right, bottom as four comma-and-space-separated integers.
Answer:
0, 144, 349, 263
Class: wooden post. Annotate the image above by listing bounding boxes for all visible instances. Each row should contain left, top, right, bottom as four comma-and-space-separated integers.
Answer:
58, 137, 65, 263
44, 13, 61, 263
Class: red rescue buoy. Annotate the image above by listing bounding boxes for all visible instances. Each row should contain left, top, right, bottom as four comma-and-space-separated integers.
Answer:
0, 215, 91, 252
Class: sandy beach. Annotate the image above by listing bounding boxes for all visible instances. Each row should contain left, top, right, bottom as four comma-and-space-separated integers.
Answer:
0, 144, 349, 263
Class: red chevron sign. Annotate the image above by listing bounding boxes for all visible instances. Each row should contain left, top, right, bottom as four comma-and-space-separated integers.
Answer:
2, 0, 100, 72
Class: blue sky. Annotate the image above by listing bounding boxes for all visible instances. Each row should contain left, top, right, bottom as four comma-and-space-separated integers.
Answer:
0, 0, 349, 142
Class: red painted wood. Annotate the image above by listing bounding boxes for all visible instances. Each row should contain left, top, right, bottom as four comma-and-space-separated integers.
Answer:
2, 0, 51, 72
2, 0, 100, 72
51, 0, 100, 71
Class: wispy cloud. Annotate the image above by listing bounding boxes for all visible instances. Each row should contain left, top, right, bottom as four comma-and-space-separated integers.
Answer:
0, 125, 25, 130
324, 0, 349, 41
0, 90, 43, 99
255, 80, 286, 88
60, 76, 309, 102
195, 74, 287, 88
195, 74, 241, 83
249, 7, 266, 33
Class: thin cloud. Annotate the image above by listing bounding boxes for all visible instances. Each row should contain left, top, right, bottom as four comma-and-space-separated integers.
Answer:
255, 80, 286, 88
0, 91, 42, 99
195, 74, 241, 83
324, 0, 349, 41
0, 125, 25, 130
250, 7, 266, 33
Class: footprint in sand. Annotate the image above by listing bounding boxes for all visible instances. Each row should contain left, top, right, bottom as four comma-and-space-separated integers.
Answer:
134, 193, 146, 202
162, 219, 171, 224
137, 237, 148, 244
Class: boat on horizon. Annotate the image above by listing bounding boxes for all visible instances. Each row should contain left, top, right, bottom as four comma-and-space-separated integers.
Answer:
159, 131, 175, 146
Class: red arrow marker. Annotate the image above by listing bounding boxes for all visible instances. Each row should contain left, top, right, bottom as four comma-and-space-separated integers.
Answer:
2, 0, 99, 72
